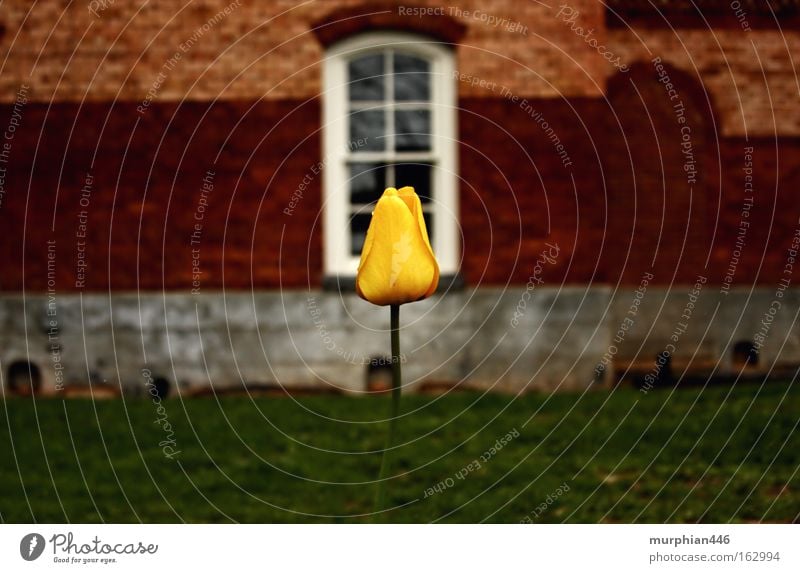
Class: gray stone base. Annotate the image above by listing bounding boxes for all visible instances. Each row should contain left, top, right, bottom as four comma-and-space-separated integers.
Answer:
2, 285, 798, 395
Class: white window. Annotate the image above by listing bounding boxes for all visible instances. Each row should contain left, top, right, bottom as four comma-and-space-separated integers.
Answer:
322, 32, 458, 278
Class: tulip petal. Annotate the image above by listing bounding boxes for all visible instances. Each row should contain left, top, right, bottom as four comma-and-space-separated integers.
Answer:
357, 189, 395, 299
397, 186, 439, 298
357, 194, 382, 274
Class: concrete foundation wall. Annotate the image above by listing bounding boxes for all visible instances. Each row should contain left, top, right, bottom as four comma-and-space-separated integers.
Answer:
2, 287, 798, 396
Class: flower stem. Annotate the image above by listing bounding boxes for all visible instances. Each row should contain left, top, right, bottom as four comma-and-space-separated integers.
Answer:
374, 304, 401, 518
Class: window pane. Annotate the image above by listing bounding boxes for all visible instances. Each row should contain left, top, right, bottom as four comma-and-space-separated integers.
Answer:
351, 212, 372, 256
350, 163, 387, 205
394, 54, 430, 101
394, 109, 430, 151
394, 162, 432, 203
349, 109, 385, 151
423, 212, 433, 242
348, 54, 384, 101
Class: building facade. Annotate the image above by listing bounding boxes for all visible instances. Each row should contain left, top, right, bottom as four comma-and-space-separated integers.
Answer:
0, 0, 799, 395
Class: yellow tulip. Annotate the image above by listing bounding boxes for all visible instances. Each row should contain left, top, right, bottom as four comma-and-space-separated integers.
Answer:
356, 186, 439, 306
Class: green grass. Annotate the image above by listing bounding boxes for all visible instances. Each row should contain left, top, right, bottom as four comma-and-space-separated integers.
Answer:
1, 382, 798, 523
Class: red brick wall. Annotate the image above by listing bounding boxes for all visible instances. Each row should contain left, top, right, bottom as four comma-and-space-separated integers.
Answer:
606, 26, 800, 136
458, 97, 607, 286
0, 100, 323, 291
1, 1, 799, 291
0, 0, 607, 103
600, 61, 717, 285
458, 90, 800, 288
2, 1, 797, 133
711, 137, 800, 285
4, 95, 798, 291
598, 60, 800, 286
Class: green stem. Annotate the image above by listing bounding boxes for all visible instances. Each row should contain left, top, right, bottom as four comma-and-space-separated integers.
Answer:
374, 304, 401, 518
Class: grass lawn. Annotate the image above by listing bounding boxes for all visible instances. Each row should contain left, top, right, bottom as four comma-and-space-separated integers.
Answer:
1, 381, 798, 523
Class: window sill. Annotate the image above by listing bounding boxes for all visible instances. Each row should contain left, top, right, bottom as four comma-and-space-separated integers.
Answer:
322, 273, 464, 293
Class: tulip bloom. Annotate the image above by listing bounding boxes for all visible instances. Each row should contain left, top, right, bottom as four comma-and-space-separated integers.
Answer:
356, 186, 439, 306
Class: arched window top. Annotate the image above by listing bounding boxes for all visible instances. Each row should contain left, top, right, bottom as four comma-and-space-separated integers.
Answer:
325, 31, 455, 65
311, 3, 467, 48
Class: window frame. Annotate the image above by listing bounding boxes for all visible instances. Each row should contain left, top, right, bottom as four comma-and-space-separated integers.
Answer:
322, 31, 458, 278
